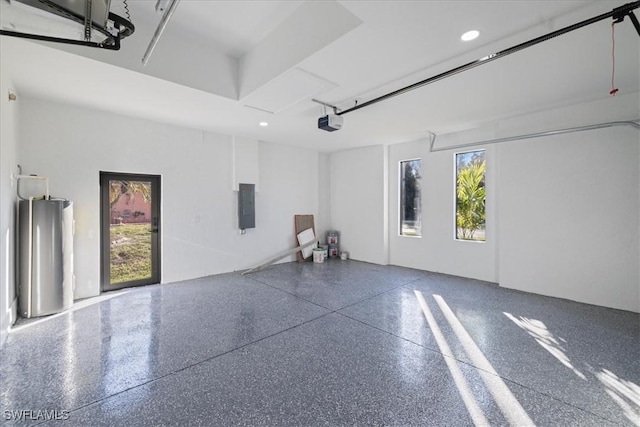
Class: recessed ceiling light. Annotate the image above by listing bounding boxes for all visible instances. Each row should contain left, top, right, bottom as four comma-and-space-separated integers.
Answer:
259, 122, 269, 127
461, 30, 480, 41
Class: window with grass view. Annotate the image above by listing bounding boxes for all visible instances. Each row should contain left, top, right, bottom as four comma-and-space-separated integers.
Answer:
400, 159, 421, 236
456, 150, 486, 241
109, 180, 153, 283
100, 172, 161, 292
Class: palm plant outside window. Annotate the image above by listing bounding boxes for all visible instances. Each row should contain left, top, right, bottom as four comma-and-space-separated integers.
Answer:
456, 150, 486, 241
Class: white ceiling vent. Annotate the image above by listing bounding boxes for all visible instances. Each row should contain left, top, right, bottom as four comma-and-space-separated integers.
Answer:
242, 68, 336, 114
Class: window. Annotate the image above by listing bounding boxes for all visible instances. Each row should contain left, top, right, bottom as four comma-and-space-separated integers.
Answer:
400, 159, 422, 236
455, 150, 485, 241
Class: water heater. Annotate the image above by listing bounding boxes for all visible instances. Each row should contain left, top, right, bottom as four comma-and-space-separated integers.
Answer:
18, 199, 74, 318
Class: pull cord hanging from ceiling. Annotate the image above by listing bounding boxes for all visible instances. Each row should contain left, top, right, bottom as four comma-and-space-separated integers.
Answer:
610, 22, 619, 96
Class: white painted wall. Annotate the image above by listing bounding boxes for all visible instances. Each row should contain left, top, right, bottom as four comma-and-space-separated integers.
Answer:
317, 153, 331, 240
17, 98, 323, 299
0, 40, 19, 346
232, 136, 260, 192
388, 139, 498, 282
258, 141, 322, 257
498, 126, 639, 312
384, 124, 639, 312
329, 145, 388, 265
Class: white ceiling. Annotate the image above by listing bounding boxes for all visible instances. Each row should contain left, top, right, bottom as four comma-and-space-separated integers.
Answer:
125, 0, 304, 58
2, 0, 639, 152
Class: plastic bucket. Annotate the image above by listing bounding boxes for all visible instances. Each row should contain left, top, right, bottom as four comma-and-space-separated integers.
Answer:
313, 248, 325, 263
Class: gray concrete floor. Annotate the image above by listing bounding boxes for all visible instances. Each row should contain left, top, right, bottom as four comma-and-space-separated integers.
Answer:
1, 260, 638, 426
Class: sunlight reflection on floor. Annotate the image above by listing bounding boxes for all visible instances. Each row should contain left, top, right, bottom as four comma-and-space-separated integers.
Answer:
414, 290, 490, 426
9, 289, 132, 333
503, 312, 586, 380
596, 369, 640, 426
434, 295, 534, 426
414, 289, 535, 426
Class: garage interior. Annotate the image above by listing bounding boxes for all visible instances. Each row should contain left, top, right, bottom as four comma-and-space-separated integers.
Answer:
0, 1, 638, 425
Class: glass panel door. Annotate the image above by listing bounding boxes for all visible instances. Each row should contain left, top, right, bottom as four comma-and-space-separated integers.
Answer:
100, 172, 160, 291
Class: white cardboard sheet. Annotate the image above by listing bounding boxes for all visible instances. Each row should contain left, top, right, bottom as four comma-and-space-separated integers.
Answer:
296, 228, 317, 259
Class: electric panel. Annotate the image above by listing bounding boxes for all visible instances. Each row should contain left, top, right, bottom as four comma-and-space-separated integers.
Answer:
238, 183, 255, 230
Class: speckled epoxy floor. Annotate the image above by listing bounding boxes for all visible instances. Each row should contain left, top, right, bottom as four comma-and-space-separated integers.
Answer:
1, 260, 638, 426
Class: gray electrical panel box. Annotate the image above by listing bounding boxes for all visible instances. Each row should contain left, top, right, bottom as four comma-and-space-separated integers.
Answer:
238, 183, 255, 229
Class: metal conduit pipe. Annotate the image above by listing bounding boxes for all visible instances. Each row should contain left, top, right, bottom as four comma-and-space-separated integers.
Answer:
429, 120, 640, 152
27, 197, 33, 319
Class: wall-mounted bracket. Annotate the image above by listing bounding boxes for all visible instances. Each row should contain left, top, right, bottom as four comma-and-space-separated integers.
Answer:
612, 6, 640, 35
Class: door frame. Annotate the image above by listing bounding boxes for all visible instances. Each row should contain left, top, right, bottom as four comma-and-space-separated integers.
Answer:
100, 172, 161, 292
